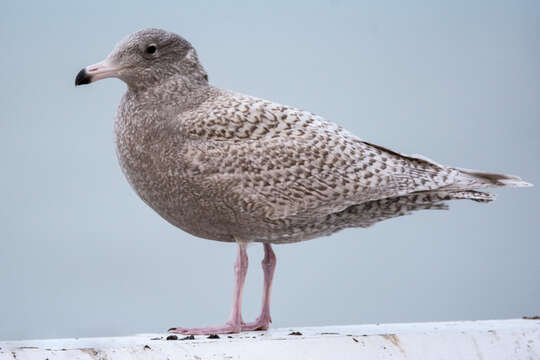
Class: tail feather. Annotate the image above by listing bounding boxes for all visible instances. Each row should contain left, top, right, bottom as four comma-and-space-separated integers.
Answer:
333, 190, 494, 231
456, 168, 533, 188
441, 190, 496, 203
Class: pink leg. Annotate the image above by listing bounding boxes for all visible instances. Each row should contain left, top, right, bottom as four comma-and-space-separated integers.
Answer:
169, 243, 277, 334
169, 242, 249, 335
242, 243, 276, 331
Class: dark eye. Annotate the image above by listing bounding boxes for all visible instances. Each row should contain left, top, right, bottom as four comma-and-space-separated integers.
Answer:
145, 44, 157, 54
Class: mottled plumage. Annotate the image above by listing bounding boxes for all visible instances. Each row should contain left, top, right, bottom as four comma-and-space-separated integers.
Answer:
115, 86, 529, 244
76, 28, 531, 334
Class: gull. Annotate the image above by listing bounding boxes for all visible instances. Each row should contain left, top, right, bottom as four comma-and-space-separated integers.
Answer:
75, 28, 531, 334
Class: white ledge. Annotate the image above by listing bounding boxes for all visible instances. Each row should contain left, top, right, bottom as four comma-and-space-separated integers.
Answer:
1, 318, 539, 359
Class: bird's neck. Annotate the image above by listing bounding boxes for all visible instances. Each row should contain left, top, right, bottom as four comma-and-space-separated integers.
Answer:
128, 70, 207, 93
116, 78, 218, 141
127, 74, 211, 112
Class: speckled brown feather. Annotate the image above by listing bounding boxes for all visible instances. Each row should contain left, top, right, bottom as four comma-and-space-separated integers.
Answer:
110, 29, 531, 244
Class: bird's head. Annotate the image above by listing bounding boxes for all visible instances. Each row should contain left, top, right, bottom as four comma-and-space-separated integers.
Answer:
75, 28, 208, 90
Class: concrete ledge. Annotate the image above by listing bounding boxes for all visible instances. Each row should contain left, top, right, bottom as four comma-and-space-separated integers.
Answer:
1, 319, 539, 359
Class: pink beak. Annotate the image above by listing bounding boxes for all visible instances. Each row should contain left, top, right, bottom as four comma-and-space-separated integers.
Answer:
75, 59, 120, 86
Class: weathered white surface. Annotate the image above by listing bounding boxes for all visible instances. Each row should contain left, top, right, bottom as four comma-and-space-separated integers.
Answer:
1, 319, 538, 359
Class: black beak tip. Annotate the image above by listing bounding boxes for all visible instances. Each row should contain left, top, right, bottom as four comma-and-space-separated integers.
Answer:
75, 68, 91, 86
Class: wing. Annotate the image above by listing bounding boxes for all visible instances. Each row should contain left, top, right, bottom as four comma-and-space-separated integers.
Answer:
177, 90, 458, 221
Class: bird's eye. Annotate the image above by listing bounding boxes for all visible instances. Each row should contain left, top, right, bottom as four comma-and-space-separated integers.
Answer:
145, 44, 157, 55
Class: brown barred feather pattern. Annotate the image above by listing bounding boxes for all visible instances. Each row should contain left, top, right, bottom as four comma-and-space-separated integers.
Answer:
102, 29, 531, 244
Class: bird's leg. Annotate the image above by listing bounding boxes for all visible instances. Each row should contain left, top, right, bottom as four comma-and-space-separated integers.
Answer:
169, 242, 249, 335
241, 243, 276, 331
228, 242, 249, 327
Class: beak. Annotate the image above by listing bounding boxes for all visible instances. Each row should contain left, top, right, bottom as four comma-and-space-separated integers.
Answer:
75, 59, 120, 86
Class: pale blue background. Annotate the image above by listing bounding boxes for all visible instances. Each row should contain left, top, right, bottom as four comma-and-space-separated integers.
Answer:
1, 1, 538, 340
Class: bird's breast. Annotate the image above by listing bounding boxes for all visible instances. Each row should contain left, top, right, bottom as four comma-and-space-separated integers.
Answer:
113, 105, 238, 242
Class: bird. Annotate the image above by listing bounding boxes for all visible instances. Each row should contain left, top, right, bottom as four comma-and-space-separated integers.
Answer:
75, 28, 531, 335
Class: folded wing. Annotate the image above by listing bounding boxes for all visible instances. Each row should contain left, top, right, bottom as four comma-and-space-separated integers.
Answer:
178, 91, 530, 221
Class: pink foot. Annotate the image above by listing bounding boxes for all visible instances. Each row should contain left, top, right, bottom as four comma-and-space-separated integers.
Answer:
168, 317, 271, 335
241, 315, 271, 331
169, 321, 241, 335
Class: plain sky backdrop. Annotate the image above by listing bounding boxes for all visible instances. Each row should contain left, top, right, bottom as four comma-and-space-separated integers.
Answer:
1, 1, 538, 341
